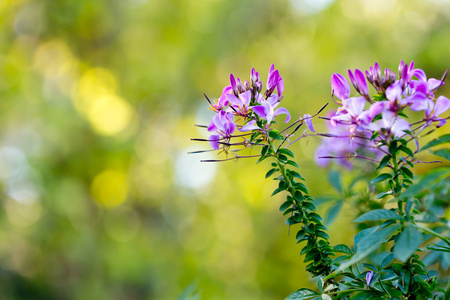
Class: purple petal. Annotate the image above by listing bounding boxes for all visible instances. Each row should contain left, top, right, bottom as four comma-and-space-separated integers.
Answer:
268, 70, 280, 91
346, 97, 366, 116
239, 120, 260, 132
209, 134, 220, 150
331, 73, 350, 100
277, 77, 284, 98
391, 118, 410, 137
225, 94, 242, 107
218, 85, 233, 106
355, 69, 369, 96
411, 69, 427, 81
267, 94, 278, 106
369, 101, 387, 118
366, 271, 373, 286
386, 81, 403, 102
252, 105, 268, 119
428, 78, 444, 92
433, 96, 450, 117
239, 90, 252, 107
224, 121, 236, 136
303, 114, 315, 132
274, 107, 291, 123
230, 74, 237, 94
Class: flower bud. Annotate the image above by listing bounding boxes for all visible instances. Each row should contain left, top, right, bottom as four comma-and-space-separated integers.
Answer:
331, 73, 350, 100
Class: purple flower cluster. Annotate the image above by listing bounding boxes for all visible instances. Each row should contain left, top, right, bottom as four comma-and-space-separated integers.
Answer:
206, 65, 314, 150
317, 61, 449, 167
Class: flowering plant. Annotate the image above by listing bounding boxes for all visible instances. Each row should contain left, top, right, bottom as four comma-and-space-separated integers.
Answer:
192, 62, 450, 299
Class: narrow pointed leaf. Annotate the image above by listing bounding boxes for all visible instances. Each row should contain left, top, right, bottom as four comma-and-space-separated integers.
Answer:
420, 134, 450, 151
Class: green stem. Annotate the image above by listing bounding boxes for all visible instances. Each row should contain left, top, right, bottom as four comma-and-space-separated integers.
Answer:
413, 224, 450, 247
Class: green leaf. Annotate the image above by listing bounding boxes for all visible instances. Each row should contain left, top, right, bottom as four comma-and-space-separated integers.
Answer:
269, 129, 283, 140
375, 191, 392, 199
353, 209, 403, 223
265, 168, 278, 179
348, 291, 385, 300
388, 141, 398, 155
328, 170, 342, 192
399, 167, 413, 179
294, 182, 309, 194
399, 145, 414, 157
426, 243, 450, 253
285, 288, 320, 300
271, 188, 283, 196
393, 225, 423, 262
380, 253, 396, 269
286, 160, 300, 168
279, 200, 292, 212
325, 201, 342, 226
261, 145, 269, 156
256, 155, 269, 164
430, 148, 450, 160
278, 154, 288, 163
333, 244, 352, 255
338, 224, 401, 271
377, 155, 391, 170
370, 173, 392, 184
400, 168, 450, 200
279, 148, 295, 158
420, 134, 450, 152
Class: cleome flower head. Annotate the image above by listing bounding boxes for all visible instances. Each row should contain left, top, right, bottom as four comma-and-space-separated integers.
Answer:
197, 64, 315, 155
317, 61, 449, 167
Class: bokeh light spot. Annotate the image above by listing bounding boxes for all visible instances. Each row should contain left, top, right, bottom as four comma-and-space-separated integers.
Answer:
74, 68, 134, 136
290, 0, 335, 15
175, 147, 217, 190
91, 169, 128, 207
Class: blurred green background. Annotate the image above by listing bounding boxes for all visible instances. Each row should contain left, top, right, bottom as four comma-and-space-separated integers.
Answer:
0, 0, 449, 299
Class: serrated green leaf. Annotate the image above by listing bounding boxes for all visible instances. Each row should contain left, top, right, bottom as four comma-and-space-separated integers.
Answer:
353, 209, 403, 223
393, 225, 423, 262
420, 134, 450, 152
328, 170, 342, 192
285, 288, 320, 300
371, 173, 392, 184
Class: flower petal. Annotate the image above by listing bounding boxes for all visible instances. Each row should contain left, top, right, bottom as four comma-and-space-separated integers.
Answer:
209, 134, 220, 150
433, 96, 450, 117
274, 107, 291, 123
303, 114, 315, 132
